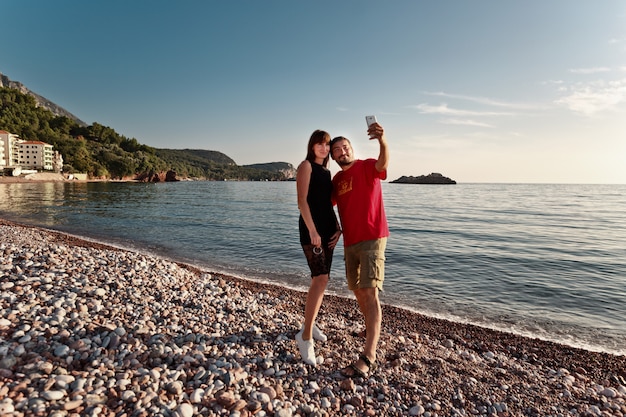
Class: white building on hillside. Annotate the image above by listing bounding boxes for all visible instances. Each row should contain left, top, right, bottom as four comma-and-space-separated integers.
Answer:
0, 130, 21, 168
18, 140, 54, 171
1, 130, 62, 173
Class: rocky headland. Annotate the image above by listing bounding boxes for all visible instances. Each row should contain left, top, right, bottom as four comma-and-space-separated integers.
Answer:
0, 219, 625, 416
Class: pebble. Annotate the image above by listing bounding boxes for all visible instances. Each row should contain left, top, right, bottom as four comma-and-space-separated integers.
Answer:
600, 387, 618, 398
1, 222, 625, 417
63, 399, 83, 410
54, 344, 70, 357
0, 401, 15, 414
173, 403, 193, 417
190, 388, 205, 403
42, 390, 65, 400
409, 404, 425, 416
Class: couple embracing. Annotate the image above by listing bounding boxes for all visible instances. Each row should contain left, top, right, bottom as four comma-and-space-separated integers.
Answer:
295, 120, 389, 379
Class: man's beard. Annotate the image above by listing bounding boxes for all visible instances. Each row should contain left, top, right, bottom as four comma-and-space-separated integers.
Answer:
336, 157, 352, 166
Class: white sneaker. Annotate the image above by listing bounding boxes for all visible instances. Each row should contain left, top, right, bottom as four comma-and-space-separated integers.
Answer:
295, 329, 316, 365
312, 323, 328, 342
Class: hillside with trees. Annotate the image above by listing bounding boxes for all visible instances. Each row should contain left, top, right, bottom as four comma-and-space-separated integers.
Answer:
0, 87, 294, 181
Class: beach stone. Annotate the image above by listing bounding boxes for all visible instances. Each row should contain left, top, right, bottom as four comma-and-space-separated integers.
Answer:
0, 400, 15, 414
149, 368, 161, 380
350, 396, 363, 407
40, 361, 54, 374
190, 388, 204, 403
54, 344, 70, 357
166, 380, 184, 395
55, 374, 75, 387
483, 351, 495, 360
247, 400, 262, 413
63, 399, 83, 410
588, 405, 602, 415
13, 344, 25, 356
0, 355, 17, 368
274, 409, 293, 417
320, 398, 331, 409
340, 378, 355, 392
213, 380, 225, 392
116, 378, 131, 389
409, 404, 425, 415
308, 380, 320, 391
563, 375, 576, 385
1, 282, 14, 290
18, 334, 31, 343
494, 402, 508, 413
217, 391, 236, 408
84, 394, 107, 406
28, 398, 47, 413
173, 402, 193, 417
71, 377, 87, 391
121, 390, 135, 401
233, 399, 247, 411
42, 390, 65, 400
259, 386, 277, 400
252, 391, 271, 404
601, 387, 618, 398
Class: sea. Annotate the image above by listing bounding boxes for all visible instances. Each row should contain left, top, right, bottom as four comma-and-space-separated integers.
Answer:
1, 181, 624, 356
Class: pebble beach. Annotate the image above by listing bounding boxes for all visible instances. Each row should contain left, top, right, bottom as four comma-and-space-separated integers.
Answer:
1, 219, 625, 417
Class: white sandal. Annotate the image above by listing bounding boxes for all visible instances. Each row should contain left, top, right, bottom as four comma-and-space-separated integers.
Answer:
312, 323, 327, 342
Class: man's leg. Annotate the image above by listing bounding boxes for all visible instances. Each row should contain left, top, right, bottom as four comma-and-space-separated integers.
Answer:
341, 239, 385, 376
352, 286, 381, 370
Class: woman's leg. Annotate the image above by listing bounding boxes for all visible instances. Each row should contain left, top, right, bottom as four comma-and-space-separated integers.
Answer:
302, 273, 329, 340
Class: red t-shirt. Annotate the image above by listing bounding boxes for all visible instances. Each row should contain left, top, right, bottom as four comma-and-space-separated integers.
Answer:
332, 159, 389, 247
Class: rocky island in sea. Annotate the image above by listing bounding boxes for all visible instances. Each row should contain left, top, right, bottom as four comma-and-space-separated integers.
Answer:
391, 172, 457, 184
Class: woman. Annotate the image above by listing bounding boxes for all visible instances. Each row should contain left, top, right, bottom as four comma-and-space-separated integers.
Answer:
295, 129, 342, 366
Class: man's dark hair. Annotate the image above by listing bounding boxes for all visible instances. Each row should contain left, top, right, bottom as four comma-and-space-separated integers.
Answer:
330, 136, 351, 148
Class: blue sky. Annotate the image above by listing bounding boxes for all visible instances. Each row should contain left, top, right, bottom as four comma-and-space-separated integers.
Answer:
2, 1, 625, 183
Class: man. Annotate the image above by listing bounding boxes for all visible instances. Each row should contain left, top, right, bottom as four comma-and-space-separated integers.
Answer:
330, 121, 389, 378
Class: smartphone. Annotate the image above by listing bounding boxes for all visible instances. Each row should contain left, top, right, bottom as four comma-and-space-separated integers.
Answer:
365, 115, 377, 127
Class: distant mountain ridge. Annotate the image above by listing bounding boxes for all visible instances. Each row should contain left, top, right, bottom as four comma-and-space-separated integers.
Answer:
0, 73, 86, 126
155, 148, 237, 166
244, 162, 297, 179
153, 149, 296, 179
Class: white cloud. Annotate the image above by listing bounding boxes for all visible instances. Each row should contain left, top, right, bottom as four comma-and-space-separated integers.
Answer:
555, 78, 626, 116
413, 103, 513, 117
423, 91, 536, 109
569, 67, 612, 75
440, 118, 494, 128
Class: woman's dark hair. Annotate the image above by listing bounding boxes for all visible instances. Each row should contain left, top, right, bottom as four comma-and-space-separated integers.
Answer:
305, 130, 331, 167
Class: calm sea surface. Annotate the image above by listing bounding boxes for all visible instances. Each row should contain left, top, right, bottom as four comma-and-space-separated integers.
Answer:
1, 181, 624, 355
